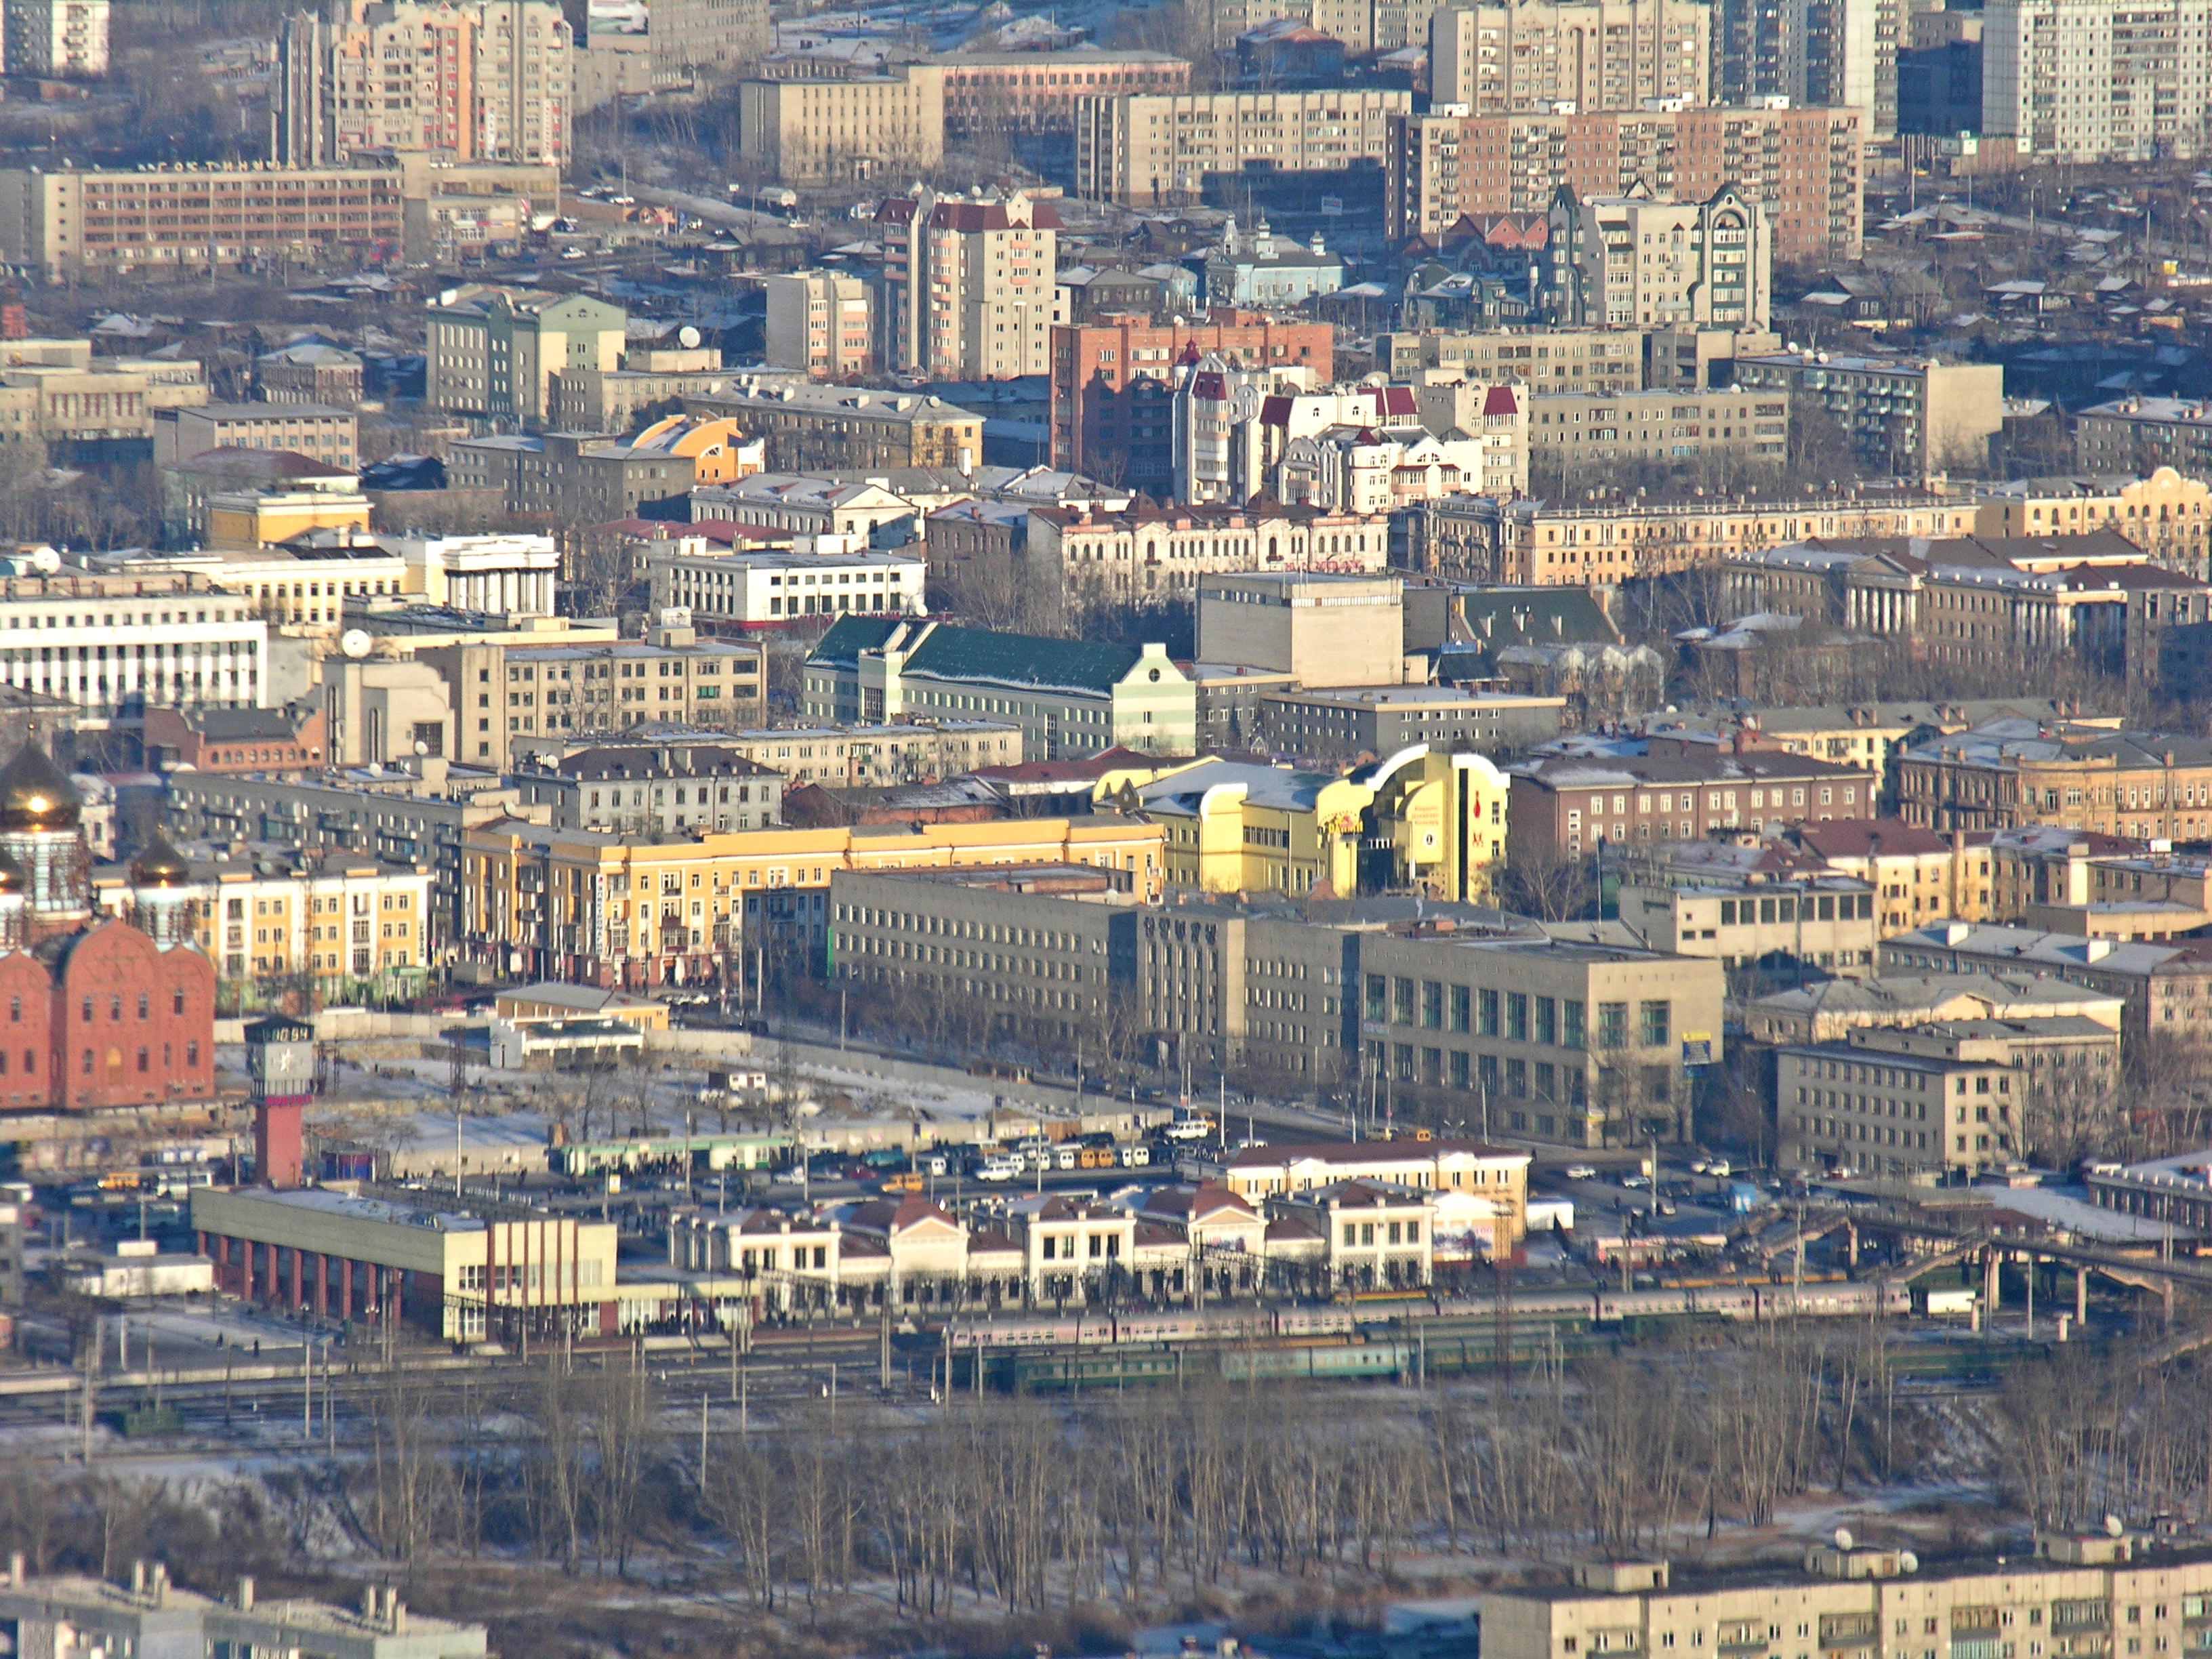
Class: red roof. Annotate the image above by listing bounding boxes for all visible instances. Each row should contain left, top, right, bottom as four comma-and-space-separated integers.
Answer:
929, 199, 1065, 232
1481, 385, 1519, 417
1793, 817, 1950, 859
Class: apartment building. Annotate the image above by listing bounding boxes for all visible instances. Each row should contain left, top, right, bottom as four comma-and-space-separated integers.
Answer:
93, 846, 433, 997
420, 619, 766, 770
1376, 326, 1647, 390
1883, 921, 2212, 1050
1429, 0, 1713, 112
2076, 397, 2212, 479
464, 814, 1162, 985
1507, 747, 1881, 859
272, 0, 572, 166
1416, 489, 1976, 586
691, 380, 984, 472
1073, 89, 1413, 208
878, 189, 1063, 381
1528, 386, 1786, 469
0, 163, 409, 281
1716, 0, 1902, 134
646, 0, 769, 74
548, 350, 739, 432
1984, 0, 2212, 161
735, 66, 946, 184
1733, 351, 2005, 483
1973, 468, 2212, 579
803, 616, 1197, 758
933, 48, 1189, 132
1195, 571, 1406, 688
426, 288, 628, 426
5, 0, 110, 77
764, 270, 876, 380
1897, 723, 2212, 841
1357, 930, 1726, 1147
1387, 106, 1866, 264
531, 720, 1022, 788
512, 743, 787, 835
153, 402, 355, 470
1547, 184, 1772, 331
647, 546, 926, 627
1486, 1537, 2212, 1659
1048, 311, 1334, 489
451, 419, 754, 524
690, 475, 922, 543
1023, 499, 1392, 622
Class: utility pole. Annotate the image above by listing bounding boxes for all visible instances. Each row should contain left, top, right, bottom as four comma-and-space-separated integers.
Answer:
699, 1391, 710, 1488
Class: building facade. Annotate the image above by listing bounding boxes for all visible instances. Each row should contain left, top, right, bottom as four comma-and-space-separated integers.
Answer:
763, 270, 877, 380
877, 190, 1064, 381
735, 66, 946, 183
1429, 0, 1713, 112
1546, 184, 1772, 331
1073, 89, 1413, 207
425, 289, 628, 426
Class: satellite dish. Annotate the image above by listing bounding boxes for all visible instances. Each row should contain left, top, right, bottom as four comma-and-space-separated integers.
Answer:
678, 325, 701, 349
1898, 1552, 1919, 1574
29, 546, 60, 573
413, 739, 430, 756
2107, 1515, 2126, 1538
1833, 1528, 1854, 1551
340, 629, 372, 659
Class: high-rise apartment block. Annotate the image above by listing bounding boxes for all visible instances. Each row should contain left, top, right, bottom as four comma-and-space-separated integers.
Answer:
764, 271, 876, 380
1983, 0, 2212, 161
878, 190, 1063, 382
1388, 105, 1865, 262
735, 66, 945, 184
1429, 0, 1713, 114
1717, 0, 1902, 136
274, 0, 573, 167
1074, 89, 1412, 207
425, 288, 628, 426
5, 0, 109, 77
1545, 184, 1772, 331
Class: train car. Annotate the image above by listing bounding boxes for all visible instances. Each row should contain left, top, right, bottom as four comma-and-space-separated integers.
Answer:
1275, 1307, 1357, 1338
1220, 1343, 1412, 1382
947, 1317, 1080, 1350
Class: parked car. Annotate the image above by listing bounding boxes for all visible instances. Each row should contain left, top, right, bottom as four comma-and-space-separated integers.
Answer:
1563, 1164, 1597, 1181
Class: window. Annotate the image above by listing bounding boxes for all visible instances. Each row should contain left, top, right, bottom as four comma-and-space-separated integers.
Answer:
1393, 977, 1416, 1024
1479, 987, 1500, 1036
173, 988, 186, 1015
1421, 981, 1443, 1029
1365, 974, 1387, 1023
1536, 996, 1557, 1045
1507, 992, 1530, 1041
137, 994, 148, 1020
1642, 1000, 1672, 1048
1562, 999, 1586, 1049
1597, 1002, 1629, 1048
1450, 985, 1471, 1032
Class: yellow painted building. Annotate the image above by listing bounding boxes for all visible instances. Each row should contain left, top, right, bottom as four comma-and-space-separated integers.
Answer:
202, 488, 373, 550
94, 851, 433, 998
1973, 466, 2212, 576
1132, 745, 1510, 901
463, 813, 1164, 986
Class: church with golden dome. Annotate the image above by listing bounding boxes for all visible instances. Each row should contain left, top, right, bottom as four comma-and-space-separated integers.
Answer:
0, 742, 215, 1113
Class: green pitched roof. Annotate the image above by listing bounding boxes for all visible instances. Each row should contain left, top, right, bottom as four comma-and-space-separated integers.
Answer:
808, 617, 1149, 696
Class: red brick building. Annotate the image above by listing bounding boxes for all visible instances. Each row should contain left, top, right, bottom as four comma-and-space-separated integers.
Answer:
0, 746, 216, 1112
1387, 106, 1865, 263
1050, 310, 1335, 493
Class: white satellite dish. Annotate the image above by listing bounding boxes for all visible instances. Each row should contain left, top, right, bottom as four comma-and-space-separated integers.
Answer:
678, 324, 701, 349
340, 629, 372, 659
1833, 1528, 1854, 1552
2107, 1515, 2126, 1538
29, 546, 60, 573
1898, 1552, 1919, 1574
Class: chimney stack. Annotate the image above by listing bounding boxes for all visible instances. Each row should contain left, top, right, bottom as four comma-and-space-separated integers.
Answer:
131, 1561, 146, 1597
237, 1577, 254, 1612
7, 1553, 22, 1587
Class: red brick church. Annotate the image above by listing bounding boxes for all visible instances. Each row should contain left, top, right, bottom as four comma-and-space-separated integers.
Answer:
0, 743, 215, 1112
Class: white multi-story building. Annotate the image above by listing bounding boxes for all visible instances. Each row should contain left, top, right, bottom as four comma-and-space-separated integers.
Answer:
0, 583, 266, 719
1545, 183, 1771, 331
646, 539, 927, 626
1075, 88, 1413, 207
1982, 0, 2212, 161
4, 0, 109, 77
876, 188, 1064, 381
763, 270, 877, 380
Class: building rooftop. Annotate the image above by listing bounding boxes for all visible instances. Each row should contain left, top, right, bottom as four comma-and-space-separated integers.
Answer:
810, 615, 1162, 697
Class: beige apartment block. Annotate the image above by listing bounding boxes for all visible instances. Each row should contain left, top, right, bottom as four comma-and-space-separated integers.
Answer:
649, 0, 769, 72
1195, 573, 1407, 689
426, 288, 628, 426
1529, 386, 1786, 470
1972, 467, 2212, 578
764, 270, 876, 380
1384, 328, 1647, 390
274, 0, 573, 167
1732, 352, 2005, 483
5, 0, 108, 77
1483, 1538, 2208, 1659
878, 190, 1063, 381
1548, 184, 1773, 331
1429, 0, 1712, 112
1985, 0, 2212, 161
736, 67, 945, 184
1074, 89, 1412, 207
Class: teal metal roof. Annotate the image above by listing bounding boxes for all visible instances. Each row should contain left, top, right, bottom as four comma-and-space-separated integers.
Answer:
808, 617, 1146, 695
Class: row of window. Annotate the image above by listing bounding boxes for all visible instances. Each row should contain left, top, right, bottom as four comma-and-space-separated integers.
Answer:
1367, 975, 1673, 1049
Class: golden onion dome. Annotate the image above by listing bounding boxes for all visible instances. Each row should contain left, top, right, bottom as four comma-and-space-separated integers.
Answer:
0, 743, 78, 833
130, 834, 191, 888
